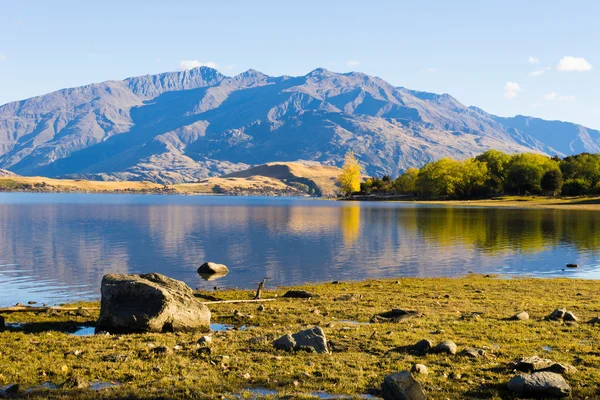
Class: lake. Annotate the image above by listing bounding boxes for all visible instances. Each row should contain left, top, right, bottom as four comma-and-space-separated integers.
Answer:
0, 193, 598, 306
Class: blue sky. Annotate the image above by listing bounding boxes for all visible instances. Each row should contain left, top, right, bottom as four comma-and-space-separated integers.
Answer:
1, 0, 598, 128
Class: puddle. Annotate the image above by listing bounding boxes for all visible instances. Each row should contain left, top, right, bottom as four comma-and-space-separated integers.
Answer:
4, 322, 96, 336
72, 326, 95, 336
211, 323, 253, 332
238, 388, 376, 399
542, 346, 553, 352
238, 388, 279, 398
90, 381, 121, 390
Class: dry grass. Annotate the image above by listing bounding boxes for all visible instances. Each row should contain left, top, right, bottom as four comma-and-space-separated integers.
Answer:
1, 276, 599, 398
409, 196, 600, 211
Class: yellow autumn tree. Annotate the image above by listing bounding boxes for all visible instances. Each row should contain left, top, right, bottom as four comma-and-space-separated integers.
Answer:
338, 151, 362, 196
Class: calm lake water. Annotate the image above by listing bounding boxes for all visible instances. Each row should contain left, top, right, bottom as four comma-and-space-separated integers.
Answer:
0, 193, 599, 306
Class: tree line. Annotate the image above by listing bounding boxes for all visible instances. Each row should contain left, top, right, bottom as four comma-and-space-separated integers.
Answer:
350, 150, 600, 199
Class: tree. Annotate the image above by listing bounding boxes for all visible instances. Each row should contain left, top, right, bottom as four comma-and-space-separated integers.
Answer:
504, 153, 559, 195
416, 158, 462, 198
394, 168, 419, 194
475, 150, 511, 193
453, 159, 488, 198
560, 153, 600, 187
562, 179, 591, 196
541, 169, 563, 196
338, 151, 362, 196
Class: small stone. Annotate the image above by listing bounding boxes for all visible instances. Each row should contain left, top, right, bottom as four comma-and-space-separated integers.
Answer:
151, 346, 171, 355
381, 371, 427, 400
511, 311, 529, 321
460, 347, 486, 358
27, 301, 37, 305
507, 372, 571, 398
432, 340, 457, 355
563, 311, 578, 322
282, 290, 317, 299
513, 356, 554, 373
371, 309, 419, 323
411, 364, 428, 375
242, 373, 251, 380
546, 363, 578, 375
273, 326, 329, 354
548, 308, 566, 320
331, 281, 340, 284
412, 339, 433, 354
443, 294, 451, 298
197, 336, 212, 346
257, 304, 265, 312
152, 366, 162, 372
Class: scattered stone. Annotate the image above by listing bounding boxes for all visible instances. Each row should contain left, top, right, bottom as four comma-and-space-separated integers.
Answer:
587, 316, 600, 324
1, 384, 20, 395
282, 290, 317, 299
460, 347, 486, 358
257, 304, 265, 312
546, 363, 578, 375
197, 336, 212, 346
510, 311, 529, 321
411, 364, 428, 375
273, 326, 329, 354
95, 273, 211, 334
242, 373, 251, 380
513, 356, 554, 373
151, 346, 171, 355
563, 311, 578, 322
412, 339, 433, 355
381, 371, 427, 400
507, 371, 571, 398
432, 340, 457, 355
197, 262, 229, 276
548, 308, 566, 321
76, 308, 91, 318
371, 309, 419, 323
566, 263, 578, 268
61, 375, 90, 389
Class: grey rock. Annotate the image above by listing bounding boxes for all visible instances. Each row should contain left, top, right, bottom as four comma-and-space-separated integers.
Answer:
1, 384, 19, 395
511, 311, 529, 321
197, 262, 229, 276
548, 308, 567, 320
61, 375, 90, 389
381, 371, 427, 400
95, 273, 211, 334
273, 326, 329, 354
432, 340, 457, 355
412, 339, 433, 354
507, 372, 571, 398
563, 311, 578, 322
197, 335, 212, 346
257, 304, 265, 312
282, 290, 317, 299
411, 364, 428, 375
545, 363, 578, 375
587, 316, 600, 324
460, 347, 486, 358
513, 356, 555, 373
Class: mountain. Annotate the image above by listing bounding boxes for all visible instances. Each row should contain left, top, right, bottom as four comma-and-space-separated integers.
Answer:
1, 67, 599, 183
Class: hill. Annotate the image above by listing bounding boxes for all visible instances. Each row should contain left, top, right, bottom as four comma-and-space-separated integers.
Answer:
1, 67, 599, 183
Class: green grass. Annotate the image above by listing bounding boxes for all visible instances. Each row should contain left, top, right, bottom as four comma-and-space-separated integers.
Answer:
1, 276, 599, 398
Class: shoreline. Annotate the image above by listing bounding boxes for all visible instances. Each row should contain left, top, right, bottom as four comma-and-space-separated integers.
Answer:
1, 275, 599, 398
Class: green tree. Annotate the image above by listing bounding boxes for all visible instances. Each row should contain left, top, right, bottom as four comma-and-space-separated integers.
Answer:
475, 150, 511, 193
562, 178, 591, 196
560, 153, 600, 187
541, 169, 563, 196
416, 158, 461, 198
453, 159, 489, 198
338, 151, 362, 196
394, 168, 419, 194
504, 153, 559, 195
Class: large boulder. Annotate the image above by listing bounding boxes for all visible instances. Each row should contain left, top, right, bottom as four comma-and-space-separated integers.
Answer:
381, 371, 427, 400
95, 273, 211, 334
273, 326, 329, 354
507, 372, 571, 398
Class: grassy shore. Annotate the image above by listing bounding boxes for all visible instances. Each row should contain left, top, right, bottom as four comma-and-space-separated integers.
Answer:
1, 275, 599, 398
414, 196, 600, 211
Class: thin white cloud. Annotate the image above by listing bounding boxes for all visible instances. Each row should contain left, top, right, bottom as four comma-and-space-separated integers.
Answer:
424, 67, 437, 73
346, 60, 360, 67
529, 67, 551, 77
544, 92, 576, 101
179, 60, 218, 70
528, 56, 540, 64
0, 54, 7, 62
557, 56, 592, 72
504, 81, 521, 99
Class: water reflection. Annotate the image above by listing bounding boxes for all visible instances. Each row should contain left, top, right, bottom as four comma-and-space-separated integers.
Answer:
0, 193, 599, 306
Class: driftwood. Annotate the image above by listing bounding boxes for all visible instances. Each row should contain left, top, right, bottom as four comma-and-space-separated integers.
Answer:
254, 278, 267, 300
0, 306, 100, 314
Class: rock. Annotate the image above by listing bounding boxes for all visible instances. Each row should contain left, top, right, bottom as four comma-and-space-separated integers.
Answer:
513, 356, 555, 373
412, 339, 433, 355
432, 340, 457, 355
1, 384, 19, 395
61, 375, 90, 389
197, 335, 212, 346
563, 311, 578, 322
197, 262, 229, 280
95, 273, 211, 334
546, 363, 578, 375
507, 372, 571, 398
151, 346, 171, 355
411, 364, 428, 375
381, 371, 427, 400
282, 290, 317, 299
548, 308, 566, 320
257, 304, 265, 312
371, 309, 419, 323
587, 316, 600, 324
566, 263, 578, 268
511, 311, 529, 321
0, 316, 4, 331
460, 347, 486, 358
273, 326, 329, 354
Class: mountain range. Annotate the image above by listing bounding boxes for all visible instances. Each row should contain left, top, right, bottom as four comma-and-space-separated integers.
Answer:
1, 66, 599, 183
